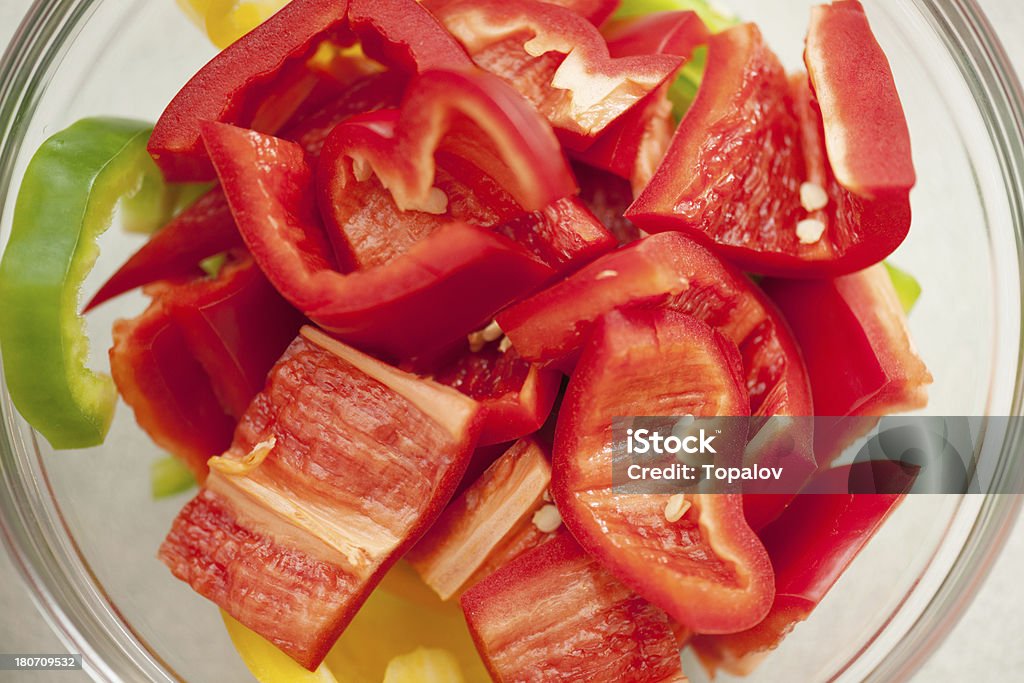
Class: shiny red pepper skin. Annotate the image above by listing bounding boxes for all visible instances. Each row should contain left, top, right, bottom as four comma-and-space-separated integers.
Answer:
149, 0, 470, 181
461, 531, 688, 683
430, 0, 682, 150
203, 120, 554, 360
692, 462, 913, 675
432, 342, 561, 446
90, 70, 403, 311
425, 0, 619, 26
576, 11, 709, 186
109, 259, 303, 478
627, 10, 914, 276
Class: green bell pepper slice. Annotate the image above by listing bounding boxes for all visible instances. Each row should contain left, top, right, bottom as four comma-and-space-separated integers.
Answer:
0, 118, 169, 448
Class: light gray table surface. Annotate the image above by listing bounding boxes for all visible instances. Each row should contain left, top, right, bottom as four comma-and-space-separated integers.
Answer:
1, 0, 1023, 681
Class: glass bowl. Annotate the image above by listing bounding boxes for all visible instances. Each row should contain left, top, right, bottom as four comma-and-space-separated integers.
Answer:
1, 0, 1023, 681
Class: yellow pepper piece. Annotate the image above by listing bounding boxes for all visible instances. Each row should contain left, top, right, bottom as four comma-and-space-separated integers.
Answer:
325, 562, 489, 682
382, 648, 465, 683
205, 0, 290, 48
222, 562, 488, 683
221, 611, 339, 683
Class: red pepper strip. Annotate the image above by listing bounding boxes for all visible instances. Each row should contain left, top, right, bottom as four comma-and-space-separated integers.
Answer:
164, 260, 306, 417
85, 190, 242, 311
551, 308, 775, 633
149, 0, 351, 180
628, 15, 913, 276
150, 0, 471, 181
203, 121, 554, 360
692, 462, 913, 676
805, 0, 915, 197
408, 438, 555, 600
160, 327, 482, 670
432, 342, 561, 446
318, 69, 575, 231
109, 258, 302, 478
461, 531, 687, 683
761, 263, 931, 464
346, 0, 472, 74
430, 0, 682, 150
575, 11, 709, 187
90, 71, 406, 311
499, 232, 815, 527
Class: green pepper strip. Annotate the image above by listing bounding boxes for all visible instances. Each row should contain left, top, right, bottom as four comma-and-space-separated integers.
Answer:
151, 455, 197, 498
0, 118, 162, 448
884, 261, 922, 314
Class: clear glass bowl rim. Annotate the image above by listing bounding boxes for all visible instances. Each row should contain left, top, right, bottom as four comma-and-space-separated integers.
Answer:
0, 0, 1023, 681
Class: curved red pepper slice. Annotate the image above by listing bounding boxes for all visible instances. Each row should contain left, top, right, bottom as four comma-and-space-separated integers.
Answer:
576, 11, 709, 187
318, 69, 575, 225
430, 0, 682, 150
160, 327, 482, 670
203, 121, 554, 360
692, 462, 913, 675
425, 0, 618, 26
551, 308, 775, 633
498, 232, 816, 526
109, 259, 303, 478
628, 11, 914, 276
85, 190, 242, 311
461, 531, 687, 683
762, 263, 932, 464
90, 70, 403, 311
149, 0, 470, 181
433, 342, 561, 446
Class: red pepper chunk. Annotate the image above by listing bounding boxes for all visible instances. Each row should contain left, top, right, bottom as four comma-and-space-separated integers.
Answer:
551, 308, 775, 633
317, 75, 611, 275
109, 258, 303, 478
433, 342, 561, 446
762, 263, 932, 464
628, 6, 914, 276
692, 463, 913, 676
430, 0, 683, 150
149, 0, 471, 181
408, 438, 555, 600
159, 327, 482, 670
461, 531, 688, 683
90, 70, 403, 311
576, 11, 710, 189
203, 119, 554, 360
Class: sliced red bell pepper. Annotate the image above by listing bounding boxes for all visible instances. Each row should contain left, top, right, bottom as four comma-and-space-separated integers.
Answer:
85, 189, 243, 311
318, 103, 607, 274
628, 10, 914, 276
429, 0, 683, 150
805, 0, 915, 197
110, 258, 301, 477
692, 462, 913, 675
551, 308, 775, 633
498, 232, 815, 526
432, 341, 561, 446
90, 70, 403, 311
461, 531, 687, 682
317, 68, 575, 232
160, 327, 482, 670
203, 120, 554, 360
576, 10, 709, 188
407, 438, 555, 599
150, 0, 471, 181
761, 263, 932, 464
